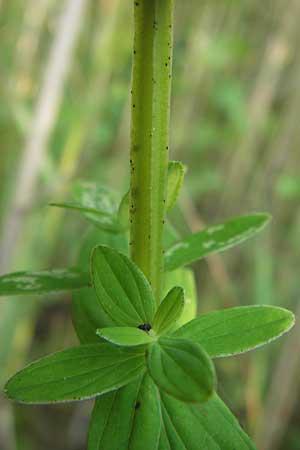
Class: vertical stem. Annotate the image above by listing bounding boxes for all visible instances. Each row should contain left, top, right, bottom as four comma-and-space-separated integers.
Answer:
130, 0, 174, 304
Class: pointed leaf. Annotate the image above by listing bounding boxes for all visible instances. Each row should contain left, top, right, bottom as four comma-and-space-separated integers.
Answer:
5, 343, 145, 404
49, 201, 113, 217
164, 213, 271, 271
88, 375, 161, 450
91, 245, 155, 327
174, 305, 295, 358
160, 392, 257, 449
166, 161, 186, 212
147, 337, 216, 403
153, 286, 184, 335
97, 327, 154, 346
0, 269, 89, 296
51, 183, 124, 233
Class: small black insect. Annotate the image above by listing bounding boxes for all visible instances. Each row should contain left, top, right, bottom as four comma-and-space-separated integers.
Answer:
138, 323, 151, 332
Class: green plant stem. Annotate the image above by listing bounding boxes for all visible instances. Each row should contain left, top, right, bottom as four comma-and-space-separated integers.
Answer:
130, 0, 174, 304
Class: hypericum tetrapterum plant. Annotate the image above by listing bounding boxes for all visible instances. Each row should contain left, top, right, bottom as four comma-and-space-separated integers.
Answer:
0, 2, 295, 449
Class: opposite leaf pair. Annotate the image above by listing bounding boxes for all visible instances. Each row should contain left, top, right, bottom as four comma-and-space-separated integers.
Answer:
5, 245, 295, 406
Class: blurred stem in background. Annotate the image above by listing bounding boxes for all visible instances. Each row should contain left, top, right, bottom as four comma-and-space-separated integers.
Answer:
0, 0, 87, 272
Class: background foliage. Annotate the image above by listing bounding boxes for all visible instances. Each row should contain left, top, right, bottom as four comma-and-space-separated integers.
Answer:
0, 0, 299, 449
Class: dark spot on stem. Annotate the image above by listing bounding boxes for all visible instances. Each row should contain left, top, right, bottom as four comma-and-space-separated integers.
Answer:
135, 401, 141, 409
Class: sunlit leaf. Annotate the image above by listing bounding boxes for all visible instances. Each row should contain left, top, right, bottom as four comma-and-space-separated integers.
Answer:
5, 343, 145, 403
91, 245, 155, 327
0, 269, 89, 296
153, 286, 184, 335
164, 213, 271, 271
174, 305, 295, 357
97, 327, 154, 346
163, 268, 197, 326
147, 337, 216, 403
166, 161, 186, 212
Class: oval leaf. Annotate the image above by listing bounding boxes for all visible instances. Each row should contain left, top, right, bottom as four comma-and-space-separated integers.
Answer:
0, 269, 89, 296
166, 161, 186, 212
164, 213, 271, 271
174, 305, 295, 357
91, 245, 155, 327
153, 286, 185, 335
97, 327, 154, 346
5, 343, 145, 404
147, 337, 216, 403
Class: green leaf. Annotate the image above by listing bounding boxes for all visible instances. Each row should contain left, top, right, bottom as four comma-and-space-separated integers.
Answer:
72, 228, 127, 344
51, 183, 124, 233
91, 245, 155, 327
164, 213, 271, 271
115, 161, 186, 230
166, 161, 186, 212
153, 286, 184, 335
88, 379, 142, 450
147, 336, 216, 403
73, 287, 114, 344
174, 306, 295, 358
117, 190, 130, 228
159, 392, 257, 449
128, 374, 161, 449
97, 327, 154, 346
88, 375, 161, 450
163, 268, 197, 326
5, 343, 145, 403
49, 201, 113, 217
0, 269, 89, 296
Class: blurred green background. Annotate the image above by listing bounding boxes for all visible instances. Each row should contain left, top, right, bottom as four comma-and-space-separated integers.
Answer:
0, 0, 299, 449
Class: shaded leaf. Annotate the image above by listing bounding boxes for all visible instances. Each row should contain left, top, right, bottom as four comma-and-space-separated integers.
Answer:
49, 201, 113, 217
128, 374, 161, 449
88, 375, 161, 450
5, 343, 145, 404
164, 213, 271, 271
97, 327, 154, 346
0, 269, 89, 296
88, 379, 142, 450
166, 161, 186, 212
72, 228, 127, 344
147, 337, 216, 403
160, 392, 257, 449
153, 286, 184, 335
174, 305, 295, 357
51, 183, 123, 233
91, 245, 155, 327
72, 287, 114, 344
